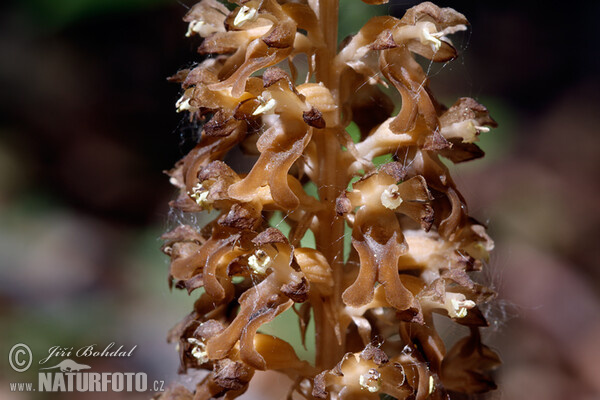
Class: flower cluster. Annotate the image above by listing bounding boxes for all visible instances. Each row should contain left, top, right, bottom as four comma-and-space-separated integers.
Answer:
159, 1, 500, 399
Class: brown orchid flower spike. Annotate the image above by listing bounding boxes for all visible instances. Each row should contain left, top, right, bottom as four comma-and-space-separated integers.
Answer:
159, 0, 500, 399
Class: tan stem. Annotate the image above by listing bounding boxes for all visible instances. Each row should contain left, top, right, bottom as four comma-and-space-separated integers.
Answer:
313, 0, 345, 370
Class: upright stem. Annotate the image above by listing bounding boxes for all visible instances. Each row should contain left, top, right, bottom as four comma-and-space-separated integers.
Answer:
313, 0, 345, 370
315, 0, 338, 91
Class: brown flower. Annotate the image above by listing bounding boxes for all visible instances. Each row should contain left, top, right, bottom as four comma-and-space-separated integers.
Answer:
162, 1, 500, 399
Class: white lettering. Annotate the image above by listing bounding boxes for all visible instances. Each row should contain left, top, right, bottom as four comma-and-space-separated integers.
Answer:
124, 372, 135, 390
89, 372, 101, 391
36, 371, 149, 392
76, 373, 88, 392
10, 382, 33, 392
135, 373, 147, 392
112, 373, 124, 392
76, 345, 94, 357
127, 345, 137, 357
101, 372, 111, 391
40, 346, 73, 364
39, 373, 53, 392
65, 373, 75, 391
52, 373, 66, 392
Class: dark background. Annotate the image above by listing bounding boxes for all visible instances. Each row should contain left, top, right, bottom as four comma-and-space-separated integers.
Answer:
1, 0, 599, 399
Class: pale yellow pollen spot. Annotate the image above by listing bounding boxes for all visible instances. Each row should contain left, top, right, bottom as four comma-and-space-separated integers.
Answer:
248, 249, 272, 275
419, 23, 468, 52
185, 20, 205, 37
189, 182, 212, 210
253, 92, 277, 115
449, 297, 476, 318
234, 6, 258, 27
176, 96, 192, 113
421, 27, 442, 51
381, 184, 403, 209
359, 368, 381, 393
187, 338, 208, 364
185, 19, 222, 38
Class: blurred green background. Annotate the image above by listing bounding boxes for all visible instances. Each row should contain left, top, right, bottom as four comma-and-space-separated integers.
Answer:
1, 0, 599, 399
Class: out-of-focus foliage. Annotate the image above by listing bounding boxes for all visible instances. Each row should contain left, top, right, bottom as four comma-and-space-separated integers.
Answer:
19, 0, 172, 30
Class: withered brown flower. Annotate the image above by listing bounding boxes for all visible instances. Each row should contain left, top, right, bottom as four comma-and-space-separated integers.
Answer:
158, 1, 500, 399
